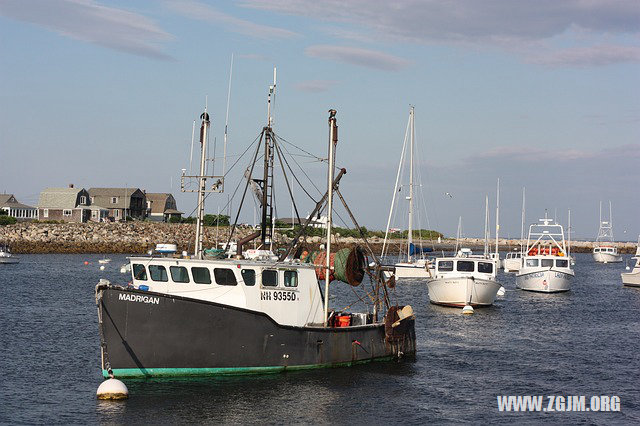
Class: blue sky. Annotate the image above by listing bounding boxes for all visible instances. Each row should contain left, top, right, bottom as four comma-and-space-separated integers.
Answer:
1, 0, 638, 240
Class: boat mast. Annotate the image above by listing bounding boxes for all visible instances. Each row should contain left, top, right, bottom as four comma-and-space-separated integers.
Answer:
520, 187, 525, 254
194, 110, 210, 259
324, 109, 338, 327
407, 107, 415, 262
483, 195, 489, 256
260, 68, 277, 247
495, 178, 500, 258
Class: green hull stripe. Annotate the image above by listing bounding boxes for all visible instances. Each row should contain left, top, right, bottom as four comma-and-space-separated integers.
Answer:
103, 357, 394, 378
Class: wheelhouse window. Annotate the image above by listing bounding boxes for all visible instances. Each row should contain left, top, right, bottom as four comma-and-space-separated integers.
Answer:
262, 269, 278, 286
526, 259, 539, 267
191, 267, 211, 284
214, 268, 237, 286
284, 271, 298, 287
541, 259, 554, 268
438, 260, 454, 272
477, 262, 493, 273
149, 265, 168, 282
457, 261, 475, 272
170, 266, 190, 283
556, 259, 568, 268
132, 264, 147, 280
241, 269, 255, 286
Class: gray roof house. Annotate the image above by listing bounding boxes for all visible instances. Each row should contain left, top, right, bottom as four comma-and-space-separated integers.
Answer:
0, 193, 38, 220
88, 188, 146, 221
38, 185, 107, 222
145, 193, 183, 222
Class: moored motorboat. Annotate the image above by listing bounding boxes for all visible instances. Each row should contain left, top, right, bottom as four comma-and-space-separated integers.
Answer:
516, 216, 574, 293
503, 250, 523, 273
592, 201, 622, 263
0, 244, 19, 264
95, 101, 415, 379
621, 237, 640, 287
427, 248, 501, 307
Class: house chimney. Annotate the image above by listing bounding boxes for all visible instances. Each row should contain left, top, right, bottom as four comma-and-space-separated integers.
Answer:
69, 183, 74, 188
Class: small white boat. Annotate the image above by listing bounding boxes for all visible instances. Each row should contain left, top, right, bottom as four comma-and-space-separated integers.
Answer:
592, 201, 622, 263
98, 257, 112, 264
0, 244, 19, 264
621, 237, 640, 287
503, 251, 523, 272
394, 258, 431, 279
516, 216, 574, 293
427, 248, 501, 307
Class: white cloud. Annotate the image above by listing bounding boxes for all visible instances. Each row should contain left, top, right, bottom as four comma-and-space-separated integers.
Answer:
0, 0, 173, 59
164, 0, 298, 40
304, 45, 409, 71
527, 45, 640, 67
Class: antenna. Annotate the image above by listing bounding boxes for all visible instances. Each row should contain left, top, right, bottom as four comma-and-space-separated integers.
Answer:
267, 66, 277, 127
223, 53, 234, 190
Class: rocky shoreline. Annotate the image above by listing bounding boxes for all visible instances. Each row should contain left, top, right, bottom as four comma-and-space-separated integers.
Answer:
0, 222, 636, 254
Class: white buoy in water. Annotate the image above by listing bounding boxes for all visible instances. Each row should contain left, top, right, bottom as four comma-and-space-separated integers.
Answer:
97, 378, 129, 400
497, 286, 506, 296
462, 304, 474, 315
99, 265, 105, 271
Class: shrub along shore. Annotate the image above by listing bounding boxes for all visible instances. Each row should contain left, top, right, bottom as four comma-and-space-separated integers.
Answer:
0, 222, 636, 254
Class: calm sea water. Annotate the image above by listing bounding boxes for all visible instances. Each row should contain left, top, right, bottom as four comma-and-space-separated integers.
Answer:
1, 253, 638, 424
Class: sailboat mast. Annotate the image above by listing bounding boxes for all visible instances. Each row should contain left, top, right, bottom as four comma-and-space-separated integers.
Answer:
484, 195, 489, 256
520, 187, 526, 254
194, 110, 210, 259
407, 106, 415, 262
495, 178, 500, 257
324, 109, 338, 327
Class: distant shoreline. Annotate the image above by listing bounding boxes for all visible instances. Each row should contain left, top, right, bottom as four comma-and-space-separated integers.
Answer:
1, 222, 636, 254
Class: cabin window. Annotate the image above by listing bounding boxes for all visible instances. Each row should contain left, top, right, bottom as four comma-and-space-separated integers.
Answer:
457, 261, 475, 272
477, 262, 493, 273
526, 259, 539, 267
214, 268, 237, 286
284, 271, 298, 287
63, 209, 72, 216
262, 269, 278, 286
170, 266, 190, 283
541, 259, 554, 268
438, 261, 454, 272
132, 264, 147, 280
191, 267, 211, 284
149, 265, 168, 282
241, 269, 255, 286
556, 259, 568, 268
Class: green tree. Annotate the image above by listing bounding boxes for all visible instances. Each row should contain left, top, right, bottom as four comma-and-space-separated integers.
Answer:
0, 216, 17, 226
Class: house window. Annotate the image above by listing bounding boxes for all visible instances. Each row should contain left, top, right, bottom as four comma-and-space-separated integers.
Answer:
92, 210, 98, 219
111, 197, 118, 204
63, 209, 72, 216
90, 197, 95, 204
146, 201, 152, 209
43, 209, 49, 218
114, 210, 120, 218
214, 268, 237, 286
80, 196, 87, 205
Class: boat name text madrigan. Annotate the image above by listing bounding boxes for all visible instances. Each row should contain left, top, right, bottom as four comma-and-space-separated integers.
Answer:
118, 293, 160, 305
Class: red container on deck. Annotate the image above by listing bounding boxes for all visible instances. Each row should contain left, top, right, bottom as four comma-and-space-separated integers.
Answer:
336, 315, 351, 327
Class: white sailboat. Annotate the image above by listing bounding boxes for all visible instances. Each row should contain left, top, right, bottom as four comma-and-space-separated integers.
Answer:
0, 244, 19, 264
621, 237, 640, 287
504, 187, 526, 273
516, 214, 574, 293
592, 201, 622, 263
381, 106, 432, 279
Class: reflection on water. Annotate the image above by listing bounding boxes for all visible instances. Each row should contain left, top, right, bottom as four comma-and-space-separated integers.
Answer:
1, 253, 639, 423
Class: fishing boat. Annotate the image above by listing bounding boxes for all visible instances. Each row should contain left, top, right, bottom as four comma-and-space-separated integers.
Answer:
592, 202, 622, 263
516, 215, 574, 292
503, 250, 523, 273
621, 237, 640, 287
426, 194, 502, 309
0, 244, 19, 264
381, 106, 433, 280
95, 89, 415, 379
427, 248, 501, 307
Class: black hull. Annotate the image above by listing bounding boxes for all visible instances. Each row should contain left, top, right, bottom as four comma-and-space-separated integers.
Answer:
97, 285, 416, 378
